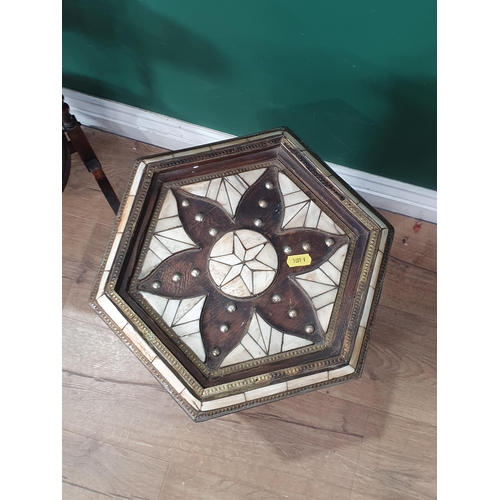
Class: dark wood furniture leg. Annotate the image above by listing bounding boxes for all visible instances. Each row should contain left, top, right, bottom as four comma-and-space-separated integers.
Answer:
62, 95, 121, 214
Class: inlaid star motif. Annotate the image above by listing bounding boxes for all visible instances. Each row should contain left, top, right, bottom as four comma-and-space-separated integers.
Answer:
209, 229, 278, 297
138, 167, 349, 369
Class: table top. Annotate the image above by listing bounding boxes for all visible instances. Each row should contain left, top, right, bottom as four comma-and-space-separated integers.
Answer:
90, 127, 393, 421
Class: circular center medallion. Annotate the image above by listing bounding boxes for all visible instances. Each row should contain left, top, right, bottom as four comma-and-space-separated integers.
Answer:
209, 230, 278, 298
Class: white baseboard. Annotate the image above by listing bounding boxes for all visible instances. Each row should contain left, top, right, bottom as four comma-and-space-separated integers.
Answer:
63, 88, 437, 223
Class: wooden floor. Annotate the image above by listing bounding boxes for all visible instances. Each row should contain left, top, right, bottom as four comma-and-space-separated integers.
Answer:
62, 128, 436, 500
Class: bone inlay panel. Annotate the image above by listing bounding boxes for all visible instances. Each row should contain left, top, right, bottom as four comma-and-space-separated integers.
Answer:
140, 291, 207, 362
209, 230, 278, 297
138, 189, 196, 279
279, 172, 345, 234
135, 166, 351, 370
220, 312, 314, 367
181, 169, 266, 217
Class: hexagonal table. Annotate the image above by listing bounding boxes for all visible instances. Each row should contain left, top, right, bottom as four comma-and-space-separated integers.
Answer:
90, 128, 393, 421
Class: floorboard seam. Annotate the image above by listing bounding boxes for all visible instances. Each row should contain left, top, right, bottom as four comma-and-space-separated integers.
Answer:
62, 368, 163, 390
388, 255, 437, 275
62, 428, 170, 467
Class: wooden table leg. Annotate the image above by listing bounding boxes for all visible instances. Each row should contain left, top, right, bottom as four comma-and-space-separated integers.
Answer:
62, 95, 121, 214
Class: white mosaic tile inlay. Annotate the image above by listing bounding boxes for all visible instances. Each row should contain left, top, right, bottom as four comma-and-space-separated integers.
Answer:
220, 312, 313, 367
278, 172, 345, 234
180, 168, 266, 217
294, 243, 348, 331
140, 291, 207, 362
139, 189, 196, 279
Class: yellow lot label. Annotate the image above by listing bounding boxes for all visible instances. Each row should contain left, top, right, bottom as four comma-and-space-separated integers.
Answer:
286, 254, 312, 267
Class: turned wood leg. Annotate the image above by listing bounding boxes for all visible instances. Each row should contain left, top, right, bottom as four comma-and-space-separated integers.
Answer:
62, 95, 121, 214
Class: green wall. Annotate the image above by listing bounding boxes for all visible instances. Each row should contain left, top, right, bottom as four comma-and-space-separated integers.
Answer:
62, 0, 436, 190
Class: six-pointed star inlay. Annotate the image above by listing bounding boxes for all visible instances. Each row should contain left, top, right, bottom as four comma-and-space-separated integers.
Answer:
209, 229, 278, 297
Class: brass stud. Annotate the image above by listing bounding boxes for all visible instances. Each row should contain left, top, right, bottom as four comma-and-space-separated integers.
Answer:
254, 218, 263, 227
195, 213, 205, 222
172, 273, 181, 282
283, 245, 292, 254
152, 281, 161, 290
259, 199, 268, 208
325, 237, 335, 247
209, 227, 219, 236
181, 199, 190, 207
305, 324, 315, 334
191, 268, 200, 277
220, 323, 229, 333
288, 308, 298, 318
271, 294, 282, 303
226, 303, 237, 313
302, 242, 311, 251
265, 181, 274, 189
211, 347, 221, 357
